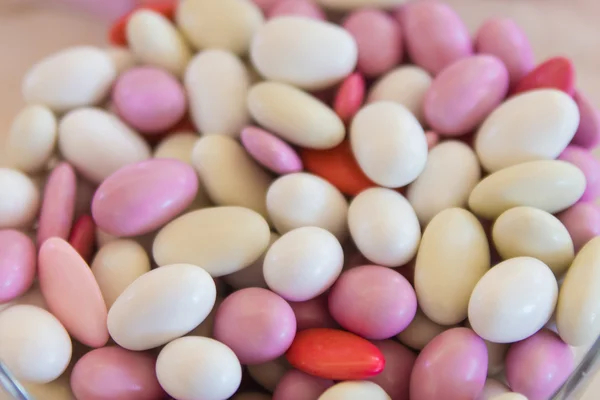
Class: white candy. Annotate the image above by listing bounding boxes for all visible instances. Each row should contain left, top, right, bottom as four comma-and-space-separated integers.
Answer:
319, 381, 391, 400
0, 168, 40, 229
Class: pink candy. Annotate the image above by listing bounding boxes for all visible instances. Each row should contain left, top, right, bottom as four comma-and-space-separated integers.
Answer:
241, 126, 304, 174
288, 294, 338, 331
557, 202, 600, 252
273, 370, 333, 400
572, 90, 600, 149
333, 72, 366, 124
0, 230, 36, 303
369, 340, 416, 400
558, 145, 600, 202
267, 0, 326, 20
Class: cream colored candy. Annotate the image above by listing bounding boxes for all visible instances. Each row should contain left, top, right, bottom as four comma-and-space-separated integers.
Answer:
475, 89, 580, 172
396, 308, 452, 350
468, 160, 585, 220
493, 206, 574, 277
224, 232, 279, 290
248, 81, 345, 149
406, 141, 481, 225
267, 173, 349, 241
468, 257, 558, 343
22, 46, 116, 113
95, 227, 118, 248
477, 379, 511, 400
192, 135, 272, 218
556, 236, 600, 346
465, 321, 508, 376
176, 0, 263, 55
491, 394, 528, 400
317, 0, 407, 10
415, 208, 490, 325
2, 375, 75, 400
58, 108, 151, 184
0, 305, 71, 384
0, 168, 40, 229
126, 9, 191, 77
157, 336, 242, 400
91, 240, 151, 309
319, 381, 391, 400
6, 105, 57, 173
185, 49, 250, 137
108, 264, 216, 351
263, 227, 344, 302
348, 188, 421, 267
351, 102, 427, 188
153, 207, 271, 277
154, 132, 198, 163
250, 17, 357, 90
368, 66, 432, 124
104, 46, 137, 75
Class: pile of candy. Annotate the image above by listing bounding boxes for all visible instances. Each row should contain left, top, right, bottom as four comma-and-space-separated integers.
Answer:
1, 0, 600, 399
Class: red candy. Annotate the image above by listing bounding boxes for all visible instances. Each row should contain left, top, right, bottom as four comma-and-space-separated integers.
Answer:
68, 214, 96, 263
285, 328, 385, 380
108, 1, 178, 47
512, 56, 576, 96
333, 72, 366, 124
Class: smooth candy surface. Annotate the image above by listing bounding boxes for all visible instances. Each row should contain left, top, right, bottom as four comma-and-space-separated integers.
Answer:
474, 18, 535, 86
557, 202, 600, 252
113, 66, 187, 134
424, 55, 509, 136
368, 340, 416, 400
319, 381, 391, 400
107, 264, 216, 351
475, 379, 511, 400
241, 126, 303, 174
285, 328, 385, 380
153, 132, 199, 164
398, 1, 472, 75
37, 162, 77, 246
214, 288, 296, 364
68, 214, 96, 263
505, 330, 574, 400
70, 346, 165, 400
396, 308, 451, 350
251, 17, 357, 90
38, 238, 108, 348
468, 257, 558, 343
329, 266, 417, 339
558, 145, 600, 202
108, 0, 177, 46
0, 168, 40, 229
92, 159, 198, 237
316, 0, 405, 9
224, 232, 278, 290
410, 328, 487, 400
288, 294, 337, 331
0, 230, 36, 303
475, 89, 580, 172
273, 370, 333, 400
334, 72, 366, 124
267, 0, 326, 20
512, 56, 576, 96
156, 337, 242, 400
572, 90, 600, 148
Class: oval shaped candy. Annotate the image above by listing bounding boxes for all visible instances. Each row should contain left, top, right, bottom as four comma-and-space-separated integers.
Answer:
0, 168, 40, 229
224, 232, 278, 290
557, 202, 600, 252
286, 328, 385, 380
468, 160, 586, 219
351, 102, 427, 188
108, 263, 216, 350
424, 55, 509, 136
69, 214, 96, 263
153, 207, 271, 276
319, 381, 390, 400
251, 17, 357, 90
415, 208, 490, 325
572, 90, 600, 149
558, 145, 600, 202
108, 0, 177, 46
368, 340, 416, 400
468, 257, 558, 343
153, 132, 198, 164
474, 89, 579, 172
241, 126, 303, 174
22, 46, 116, 113
512, 56, 575, 96
396, 308, 452, 351
0, 230, 36, 303
273, 370, 333, 400
268, 0, 326, 20
334, 72, 366, 124
316, 0, 404, 10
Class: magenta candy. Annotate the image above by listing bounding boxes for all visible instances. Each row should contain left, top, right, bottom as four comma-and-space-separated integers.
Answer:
71, 346, 165, 400
240, 126, 303, 174
0, 230, 36, 303
505, 329, 574, 400
288, 294, 338, 331
475, 18, 535, 86
397, 1, 473, 75
558, 145, 600, 202
557, 203, 600, 252
343, 9, 403, 78
369, 340, 416, 400
267, 0, 326, 20
272, 370, 333, 400
92, 159, 198, 237
571, 90, 600, 149
213, 288, 297, 364
424, 55, 509, 136
37, 162, 77, 246
410, 327, 488, 400
328, 265, 417, 339
113, 66, 187, 134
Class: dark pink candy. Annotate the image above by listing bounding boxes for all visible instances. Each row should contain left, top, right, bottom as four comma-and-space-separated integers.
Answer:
571, 90, 600, 149
512, 56, 576, 96
272, 370, 333, 400
558, 145, 600, 202
0, 230, 36, 303
333, 73, 366, 124
267, 0, 326, 20
240, 126, 303, 174
288, 294, 338, 331
369, 340, 416, 400
557, 203, 600, 252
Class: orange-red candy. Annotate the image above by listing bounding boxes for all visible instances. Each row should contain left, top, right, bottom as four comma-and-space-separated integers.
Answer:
301, 140, 376, 196
108, 0, 178, 47
285, 328, 385, 380
334, 72, 366, 124
69, 214, 96, 263
512, 56, 575, 96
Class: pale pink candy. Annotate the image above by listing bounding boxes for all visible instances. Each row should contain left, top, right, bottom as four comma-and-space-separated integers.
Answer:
267, 0, 326, 20
343, 9, 403, 78
369, 340, 416, 400
397, 1, 473, 75
38, 238, 108, 348
571, 90, 600, 149
425, 131, 440, 150
92, 159, 198, 237
558, 145, 600, 202
252, 0, 279, 12
273, 370, 333, 400
475, 18, 535, 86
240, 126, 303, 174
0, 230, 36, 303
424, 55, 509, 136
557, 203, 600, 252
505, 329, 574, 400
37, 162, 77, 247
